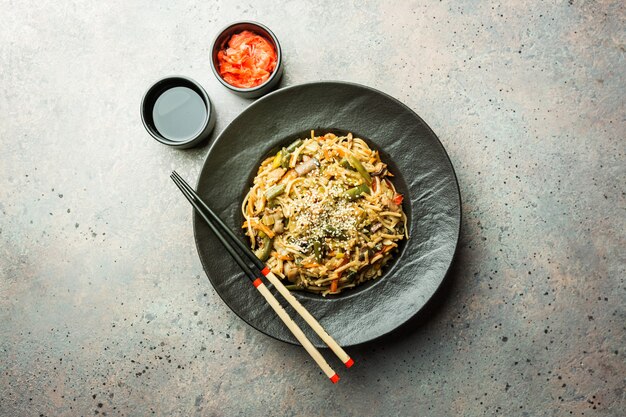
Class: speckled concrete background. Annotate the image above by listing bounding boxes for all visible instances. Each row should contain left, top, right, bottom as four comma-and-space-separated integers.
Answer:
1, 1, 624, 416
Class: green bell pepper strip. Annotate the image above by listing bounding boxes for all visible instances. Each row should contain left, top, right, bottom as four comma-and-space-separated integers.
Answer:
348, 155, 372, 185
254, 235, 274, 262
285, 139, 303, 153
313, 241, 322, 263
344, 183, 371, 200
265, 183, 285, 200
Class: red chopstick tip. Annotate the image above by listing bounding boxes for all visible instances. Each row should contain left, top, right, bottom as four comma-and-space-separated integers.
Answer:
261, 266, 271, 276
344, 358, 354, 368
330, 374, 340, 384
252, 278, 263, 288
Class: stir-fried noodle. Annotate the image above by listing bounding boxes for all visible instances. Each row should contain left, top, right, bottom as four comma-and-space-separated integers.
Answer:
242, 131, 408, 295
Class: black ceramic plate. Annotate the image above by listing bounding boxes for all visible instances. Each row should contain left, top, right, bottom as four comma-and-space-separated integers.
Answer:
194, 81, 460, 347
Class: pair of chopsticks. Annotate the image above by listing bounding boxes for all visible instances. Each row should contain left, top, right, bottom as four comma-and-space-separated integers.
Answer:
170, 171, 353, 383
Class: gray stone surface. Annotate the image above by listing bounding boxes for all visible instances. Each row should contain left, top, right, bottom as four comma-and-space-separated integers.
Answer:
1, 1, 624, 416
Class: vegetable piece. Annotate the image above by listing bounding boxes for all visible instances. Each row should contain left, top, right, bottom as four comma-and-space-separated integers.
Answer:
344, 183, 371, 200
339, 158, 354, 170
387, 199, 400, 212
344, 270, 357, 282
272, 151, 283, 168
348, 155, 372, 185
285, 139, 303, 153
254, 235, 274, 261
280, 148, 290, 168
371, 176, 378, 192
285, 263, 299, 282
252, 220, 275, 238
330, 262, 347, 292
392, 193, 404, 205
279, 169, 297, 184
273, 218, 284, 234
295, 157, 319, 176
245, 220, 275, 238
261, 213, 275, 226
217, 30, 277, 88
313, 241, 322, 263
323, 225, 347, 240
265, 184, 285, 200
371, 162, 387, 176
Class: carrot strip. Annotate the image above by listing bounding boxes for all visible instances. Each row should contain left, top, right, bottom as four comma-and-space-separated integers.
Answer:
279, 169, 297, 184
271, 252, 293, 261
383, 245, 395, 253
254, 222, 275, 238
246, 219, 275, 238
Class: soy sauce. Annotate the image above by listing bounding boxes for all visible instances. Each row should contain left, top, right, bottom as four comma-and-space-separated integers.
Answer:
152, 87, 207, 141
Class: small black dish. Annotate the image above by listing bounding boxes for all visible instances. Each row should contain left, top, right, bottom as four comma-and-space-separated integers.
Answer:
141, 76, 215, 149
210, 21, 283, 99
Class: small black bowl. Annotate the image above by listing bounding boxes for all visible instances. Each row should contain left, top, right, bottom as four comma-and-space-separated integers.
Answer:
141, 76, 216, 149
210, 21, 283, 99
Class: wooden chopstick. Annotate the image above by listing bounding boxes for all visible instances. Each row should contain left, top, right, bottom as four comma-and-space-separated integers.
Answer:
171, 171, 354, 369
170, 173, 340, 384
